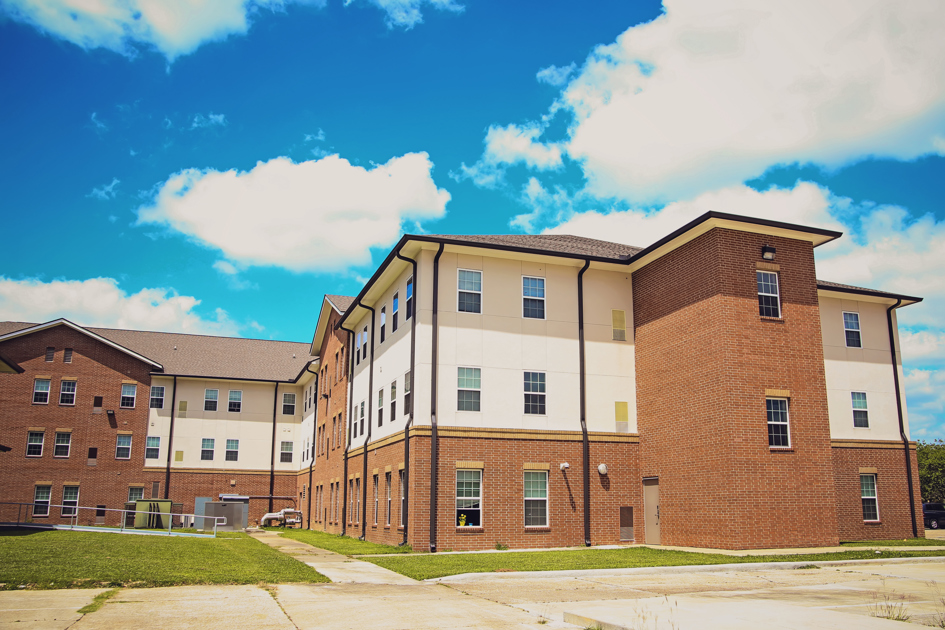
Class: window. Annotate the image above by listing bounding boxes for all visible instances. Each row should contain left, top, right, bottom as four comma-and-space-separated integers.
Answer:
524, 471, 548, 527
280, 441, 293, 463
757, 271, 781, 318
62, 486, 79, 517
33, 485, 50, 517
404, 371, 412, 417
146, 436, 160, 459
283, 392, 296, 415
361, 326, 368, 359
149, 386, 165, 409
120, 384, 137, 408
385, 472, 392, 526
201, 438, 214, 460
115, 435, 132, 459
852, 392, 869, 428
766, 398, 790, 448
88, 447, 98, 460
225, 439, 239, 462
378, 389, 384, 427
392, 292, 399, 333
204, 389, 219, 412
355, 478, 361, 524
33, 379, 50, 404
458, 367, 481, 412
335, 352, 340, 383
360, 401, 365, 434
45, 346, 55, 362
93, 396, 103, 410
228, 390, 242, 413
54, 432, 71, 458
399, 469, 406, 527
458, 269, 482, 313
356, 331, 361, 365
59, 380, 76, 406
128, 486, 144, 502
612, 309, 627, 341
373, 474, 378, 525
456, 469, 482, 527
844, 312, 862, 348
524, 372, 546, 415
380, 306, 386, 343
64, 348, 73, 363
390, 380, 397, 423
523, 276, 545, 319
27, 431, 44, 457
406, 277, 414, 320
861, 473, 879, 521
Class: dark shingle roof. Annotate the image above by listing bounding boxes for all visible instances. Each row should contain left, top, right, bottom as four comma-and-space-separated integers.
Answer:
424, 234, 642, 261
325, 294, 355, 313
0, 321, 312, 381
817, 280, 922, 303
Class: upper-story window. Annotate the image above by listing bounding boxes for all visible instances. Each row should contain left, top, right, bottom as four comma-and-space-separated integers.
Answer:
404, 370, 412, 417
120, 384, 137, 409
406, 277, 414, 320
361, 326, 368, 358
378, 388, 384, 426
59, 380, 76, 406
115, 435, 132, 459
228, 390, 242, 413
381, 306, 387, 343
390, 380, 397, 422
201, 438, 214, 460
63, 348, 73, 363
852, 392, 869, 428
27, 431, 44, 457
146, 436, 160, 459
524, 372, 546, 415
335, 352, 340, 383
458, 270, 482, 313
523, 277, 545, 319
45, 346, 55, 362
356, 331, 361, 365
757, 271, 781, 318
150, 386, 165, 409
843, 312, 862, 348
280, 441, 293, 463
226, 439, 239, 462
392, 292, 399, 333
205, 389, 219, 411
54, 432, 71, 457
33, 379, 50, 404
766, 398, 790, 448
458, 367, 481, 412
283, 392, 296, 415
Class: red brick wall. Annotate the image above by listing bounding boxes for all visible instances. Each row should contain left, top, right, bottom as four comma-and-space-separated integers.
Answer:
168, 470, 297, 525
633, 228, 839, 549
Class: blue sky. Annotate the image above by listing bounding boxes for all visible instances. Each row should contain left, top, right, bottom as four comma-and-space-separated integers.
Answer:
1, 0, 944, 438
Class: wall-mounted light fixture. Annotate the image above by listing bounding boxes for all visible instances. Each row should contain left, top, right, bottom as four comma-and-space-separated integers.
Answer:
106, 409, 116, 418
598, 463, 608, 475
761, 245, 776, 261
560, 462, 570, 471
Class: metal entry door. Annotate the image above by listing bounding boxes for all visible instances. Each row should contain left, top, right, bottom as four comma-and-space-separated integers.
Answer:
643, 478, 660, 545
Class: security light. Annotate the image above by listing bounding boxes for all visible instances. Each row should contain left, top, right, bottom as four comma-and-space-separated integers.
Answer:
762, 245, 776, 260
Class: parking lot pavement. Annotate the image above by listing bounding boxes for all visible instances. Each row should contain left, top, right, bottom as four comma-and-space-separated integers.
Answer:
0, 588, 104, 630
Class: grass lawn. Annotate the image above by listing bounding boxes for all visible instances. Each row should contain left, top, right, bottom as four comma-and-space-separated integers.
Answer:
841, 538, 945, 547
276, 528, 412, 555
0, 528, 329, 590
366, 546, 945, 581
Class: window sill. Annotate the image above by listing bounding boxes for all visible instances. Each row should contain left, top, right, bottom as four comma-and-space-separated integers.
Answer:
384, 525, 391, 530
760, 316, 784, 323
397, 526, 405, 532
32, 402, 49, 406
26, 455, 42, 458
770, 447, 794, 453
455, 527, 484, 533
864, 520, 882, 524
524, 526, 551, 532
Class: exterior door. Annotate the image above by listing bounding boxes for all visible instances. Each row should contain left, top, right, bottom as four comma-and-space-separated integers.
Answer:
643, 478, 660, 544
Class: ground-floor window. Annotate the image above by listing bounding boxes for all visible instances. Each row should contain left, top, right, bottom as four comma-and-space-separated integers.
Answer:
61, 486, 79, 517
524, 471, 548, 527
456, 469, 482, 527
861, 473, 879, 521
399, 470, 405, 527
373, 475, 378, 525
33, 485, 50, 517
128, 487, 144, 502
386, 472, 392, 527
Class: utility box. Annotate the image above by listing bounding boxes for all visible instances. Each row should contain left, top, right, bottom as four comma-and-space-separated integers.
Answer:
134, 500, 172, 529
202, 501, 247, 531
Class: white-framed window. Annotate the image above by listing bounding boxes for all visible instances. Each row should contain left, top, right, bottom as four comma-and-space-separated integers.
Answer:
226, 439, 239, 462
61, 486, 79, 517
204, 389, 219, 411
283, 392, 296, 415
120, 384, 137, 408
386, 472, 392, 526
33, 379, 50, 404
359, 401, 365, 435
33, 485, 50, 517
404, 371, 412, 417
852, 392, 869, 428
54, 432, 71, 458
612, 309, 627, 341
63, 348, 73, 363
201, 438, 214, 461
356, 331, 362, 365
228, 390, 242, 413
380, 306, 387, 343
458, 269, 482, 313
523, 276, 545, 319
390, 380, 397, 423
399, 469, 405, 527
524, 471, 548, 527
280, 441, 293, 463
392, 292, 399, 333
757, 271, 781, 318
766, 398, 790, 448
373, 474, 378, 525
45, 346, 55, 362
150, 386, 165, 409
59, 380, 76, 406
524, 372, 546, 415
128, 486, 144, 502
355, 477, 361, 524
361, 326, 368, 359
377, 388, 384, 427
861, 473, 879, 521
844, 312, 862, 348
456, 469, 482, 527
146, 436, 160, 459
115, 434, 132, 459
406, 277, 414, 320
458, 367, 481, 412
27, 431, 44, 457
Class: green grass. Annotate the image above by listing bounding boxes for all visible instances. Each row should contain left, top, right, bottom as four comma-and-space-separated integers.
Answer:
0, 528, 329, 590
77, 589, 118, 613
276, 528, 413, 555
365, 546, 945, 581
841, 538, 945, 547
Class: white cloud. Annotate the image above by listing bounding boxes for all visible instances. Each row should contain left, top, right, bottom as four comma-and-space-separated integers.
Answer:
1, 0, 327, 61
536, 63, 576, 87
344, 0, 463, 29
213, 260, 239, 275
454, 123, 563, 188
90, 112, 107, 130
136, 152, 451, 272
904, 369, 945, 439
0, 276, 238, 335
304, 129, 326, 142
89, 177, 120, 200
190, 112, 227, 129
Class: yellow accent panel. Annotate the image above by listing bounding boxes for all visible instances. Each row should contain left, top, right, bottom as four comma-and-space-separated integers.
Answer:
174, 451, 183, 461
523, 463, 550, 470
612, 309, 627, 341
615, 402, 629, 424
765, 389, 791, 397
756, 262, 780, 271
455, 461, 484, 469
859, 467, 879, 474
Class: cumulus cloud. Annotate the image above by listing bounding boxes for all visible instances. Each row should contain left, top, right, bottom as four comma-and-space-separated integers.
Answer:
190, 112, 227, 129
454, 123, 563, 188
344, 0, 463, 29
0, 276, 238, 335
536, 63, 576, 87
89, 178, 120, 200
136, 152, 451, 272
0, 0, 327, 61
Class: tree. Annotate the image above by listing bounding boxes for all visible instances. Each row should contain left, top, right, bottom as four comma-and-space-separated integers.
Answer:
917, 440, 945, 503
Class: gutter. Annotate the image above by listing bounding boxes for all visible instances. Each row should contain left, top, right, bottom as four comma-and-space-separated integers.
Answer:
306, 364, 319, 530
394, 247, 419, 546
361, 302, 377, 540
338, 325, 356, 536
429, 243, 445, 553
269, 381, 279, 514
577, 260, 592, 547
886, 299, 918, 537
163, 376, 177, 500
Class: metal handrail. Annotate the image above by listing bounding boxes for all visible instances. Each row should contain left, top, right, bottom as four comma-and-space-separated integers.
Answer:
0, 501, 227, 537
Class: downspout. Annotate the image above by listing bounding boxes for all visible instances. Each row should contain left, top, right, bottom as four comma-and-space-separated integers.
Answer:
360, 303, 377, 540
338, 326, 355, 536
163, 376, 177, 500
306, 365, 319, 530
577, 260, 592, 546
429, 243, 445, 553
394, 248, 418, 546
887, 299, 918, 537
269, 381, 279, 514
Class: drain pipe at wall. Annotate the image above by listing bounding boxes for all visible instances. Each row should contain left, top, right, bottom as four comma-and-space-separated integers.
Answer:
305, 365, 319, 530
887, 299, 918, 537
429, 243, 445, 553
360, 302, 377, 540
269, 381, 280, 514
577, 260, 592, 547
163, 376, 177, 500
339, 325, 356, 536
394, 247, 419, 546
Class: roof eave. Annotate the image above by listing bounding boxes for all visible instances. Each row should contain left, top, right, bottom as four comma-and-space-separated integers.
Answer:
817, 283, 923, 307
